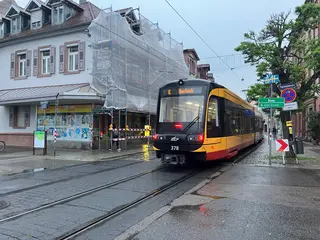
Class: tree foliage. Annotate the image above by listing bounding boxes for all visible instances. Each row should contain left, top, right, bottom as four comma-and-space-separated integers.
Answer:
235, 3, 320, 106
246, 83, 269, 102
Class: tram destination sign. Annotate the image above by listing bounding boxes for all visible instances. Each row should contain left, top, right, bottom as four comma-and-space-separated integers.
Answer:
258, 98, 284, 108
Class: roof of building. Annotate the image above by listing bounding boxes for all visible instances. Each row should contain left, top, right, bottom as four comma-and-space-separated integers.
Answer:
0, 1, 100, 44
0, 0, 16, 19
183, 48, 200, 61
197, 64, 210, 71
0, 83, 101, 104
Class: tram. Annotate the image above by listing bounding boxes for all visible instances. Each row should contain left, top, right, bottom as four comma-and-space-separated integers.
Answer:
153, 79, 264, 165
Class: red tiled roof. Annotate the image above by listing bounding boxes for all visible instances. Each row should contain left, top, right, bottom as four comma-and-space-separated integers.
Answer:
183, 48, 200, 61
0, 1, 100, 44
197, 64, 210, 69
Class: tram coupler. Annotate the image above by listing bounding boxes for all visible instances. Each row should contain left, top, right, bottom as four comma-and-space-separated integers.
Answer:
161, 154, 186, 165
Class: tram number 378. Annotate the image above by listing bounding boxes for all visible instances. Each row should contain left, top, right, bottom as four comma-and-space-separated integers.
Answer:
171, 146, 179, 151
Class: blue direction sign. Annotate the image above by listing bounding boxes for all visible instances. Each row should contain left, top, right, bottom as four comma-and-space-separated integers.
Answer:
281, 88, 296, 103
263, 74, 280, 84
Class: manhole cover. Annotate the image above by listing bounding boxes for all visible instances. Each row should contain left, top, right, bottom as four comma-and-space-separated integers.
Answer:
0, 200, 9, 210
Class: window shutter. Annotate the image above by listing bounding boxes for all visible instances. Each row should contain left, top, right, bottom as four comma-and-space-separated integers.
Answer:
33, 49, 38, 76
24, 106, 30, 127
26, 50, 32, 77
10, 53, 15, 78
59, 45, 65, 73
9, 107, 14, 127
50, 46, 56, 74
78, 41, 85, 71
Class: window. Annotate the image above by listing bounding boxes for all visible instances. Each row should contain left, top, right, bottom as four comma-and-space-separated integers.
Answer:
18, 53, 26, 77
32, 21, 41, 29
11, 16, 21, 34
53, 6, 64, 24
41, 50, 50, 74
68, 45, 79, 72
9, 106, 30, 128
207, 97, 221, 137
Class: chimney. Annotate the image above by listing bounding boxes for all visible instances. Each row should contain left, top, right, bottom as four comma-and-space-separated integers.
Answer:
79, 0, 86, 4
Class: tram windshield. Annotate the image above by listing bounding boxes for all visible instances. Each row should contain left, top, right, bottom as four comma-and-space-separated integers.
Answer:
158, 93, 206, 133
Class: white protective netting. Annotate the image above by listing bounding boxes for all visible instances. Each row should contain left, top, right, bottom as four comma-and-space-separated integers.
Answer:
88, 8, 189, 114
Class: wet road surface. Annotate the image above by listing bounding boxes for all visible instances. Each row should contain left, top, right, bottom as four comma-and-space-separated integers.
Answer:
130, 164, 320, 240
0, 151, 228, 240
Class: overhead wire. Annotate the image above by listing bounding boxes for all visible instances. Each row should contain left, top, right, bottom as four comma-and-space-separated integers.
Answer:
164, 0, 243, 81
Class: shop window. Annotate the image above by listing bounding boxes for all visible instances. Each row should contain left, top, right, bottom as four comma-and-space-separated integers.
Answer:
9, 106, 30, 128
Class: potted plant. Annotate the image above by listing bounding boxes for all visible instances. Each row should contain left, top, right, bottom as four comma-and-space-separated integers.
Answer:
307, 112, 320, 145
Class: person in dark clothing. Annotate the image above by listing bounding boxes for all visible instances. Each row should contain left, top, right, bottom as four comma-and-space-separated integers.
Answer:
272, 126, 277, 138
110, 124, 120, 151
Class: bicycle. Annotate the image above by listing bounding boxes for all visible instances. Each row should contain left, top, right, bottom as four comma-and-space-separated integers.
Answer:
0, 141, 6, 152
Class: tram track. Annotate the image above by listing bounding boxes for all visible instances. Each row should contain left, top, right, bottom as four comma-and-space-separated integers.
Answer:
0, 141, 264, 240
57, 169, 202, 240
56, 141, 265, 240
1, 154, 157, 197
0, 164, 164, 223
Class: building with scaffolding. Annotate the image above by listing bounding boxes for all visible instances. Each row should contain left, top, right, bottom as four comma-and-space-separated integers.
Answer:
0, 0, 189, 150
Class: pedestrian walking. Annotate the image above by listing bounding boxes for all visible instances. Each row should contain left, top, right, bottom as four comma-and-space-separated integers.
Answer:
110, 124, 121, 152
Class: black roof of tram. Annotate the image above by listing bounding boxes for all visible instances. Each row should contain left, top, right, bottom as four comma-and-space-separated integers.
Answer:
159, 79, 225, 89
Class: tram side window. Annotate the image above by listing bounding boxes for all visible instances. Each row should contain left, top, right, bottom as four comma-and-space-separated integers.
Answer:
225, 100, 239, 136
207, 97, 221, 137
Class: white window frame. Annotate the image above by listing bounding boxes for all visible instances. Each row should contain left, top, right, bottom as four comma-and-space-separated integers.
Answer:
53, 6, 64, 24
18, 52, 27, 77
67, 45, 79, 72
41, 49, 50, 75
11, 16, 21, 34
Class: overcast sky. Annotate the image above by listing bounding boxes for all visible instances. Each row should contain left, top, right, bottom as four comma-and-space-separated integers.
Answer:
17, 0, 304, 98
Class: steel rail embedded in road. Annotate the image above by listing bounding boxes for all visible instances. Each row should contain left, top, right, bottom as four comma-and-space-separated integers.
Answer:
57, 170, 202, 240
0, 165, 164, 223
1, 156, 157, 198
57, 140, 265, 240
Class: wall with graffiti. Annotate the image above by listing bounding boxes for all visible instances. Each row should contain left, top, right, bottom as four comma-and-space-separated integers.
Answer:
37, 105, 93, 142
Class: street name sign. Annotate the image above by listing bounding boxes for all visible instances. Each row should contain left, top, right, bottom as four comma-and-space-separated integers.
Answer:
258, 98, 284, 108
279, 82, 296, 90
263, 74, 280, 84
283, 102, 298, 111
276, 139, 289, 152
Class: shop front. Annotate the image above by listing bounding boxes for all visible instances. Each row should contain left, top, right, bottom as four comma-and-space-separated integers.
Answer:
37, 104, 95, 150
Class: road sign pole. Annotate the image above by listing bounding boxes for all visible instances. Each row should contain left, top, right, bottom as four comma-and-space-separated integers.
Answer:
269, 84, 272, 165
282, 151, 285, 165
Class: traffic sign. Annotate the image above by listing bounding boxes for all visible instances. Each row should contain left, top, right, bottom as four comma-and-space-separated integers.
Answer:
263, 74, 280, 84
279, 83, 296, 90
281, 88, 296, 103
258, 98, 284, 108
276, 139, 289, 152
283, 102, 298, 111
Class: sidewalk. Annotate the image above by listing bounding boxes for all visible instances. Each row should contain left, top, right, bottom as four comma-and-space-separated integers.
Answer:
0, 144, 153, 176
117, 140, 320, 240
240, 135, 320, 169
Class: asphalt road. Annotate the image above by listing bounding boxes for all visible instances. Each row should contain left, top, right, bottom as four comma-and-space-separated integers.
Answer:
0, 153, 227, 240
128, 144, 320, 240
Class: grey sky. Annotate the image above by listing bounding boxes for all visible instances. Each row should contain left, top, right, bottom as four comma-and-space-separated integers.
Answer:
17, 0, 304, 98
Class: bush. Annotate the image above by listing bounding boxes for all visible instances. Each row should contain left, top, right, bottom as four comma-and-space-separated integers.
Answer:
307, 112, 320, 141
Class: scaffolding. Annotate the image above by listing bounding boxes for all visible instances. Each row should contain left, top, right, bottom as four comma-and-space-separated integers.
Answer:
88, 7, 189, 114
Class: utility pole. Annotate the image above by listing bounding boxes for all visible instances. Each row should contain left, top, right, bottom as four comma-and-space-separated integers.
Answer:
269, 84, 273, 165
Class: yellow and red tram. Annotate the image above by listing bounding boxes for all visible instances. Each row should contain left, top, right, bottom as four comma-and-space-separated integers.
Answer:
153, 79, 264, 165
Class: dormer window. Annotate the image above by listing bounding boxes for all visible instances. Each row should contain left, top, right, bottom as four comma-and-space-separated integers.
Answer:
53, 6, 64, 24
11, 16, 21, 34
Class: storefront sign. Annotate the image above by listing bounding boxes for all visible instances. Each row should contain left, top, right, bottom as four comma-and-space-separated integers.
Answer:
34, 131, 45, 148
37, 104, 92, 114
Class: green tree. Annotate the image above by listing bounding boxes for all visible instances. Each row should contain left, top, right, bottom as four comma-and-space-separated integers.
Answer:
235, 3, 320, 156
246, 83, 269, 102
